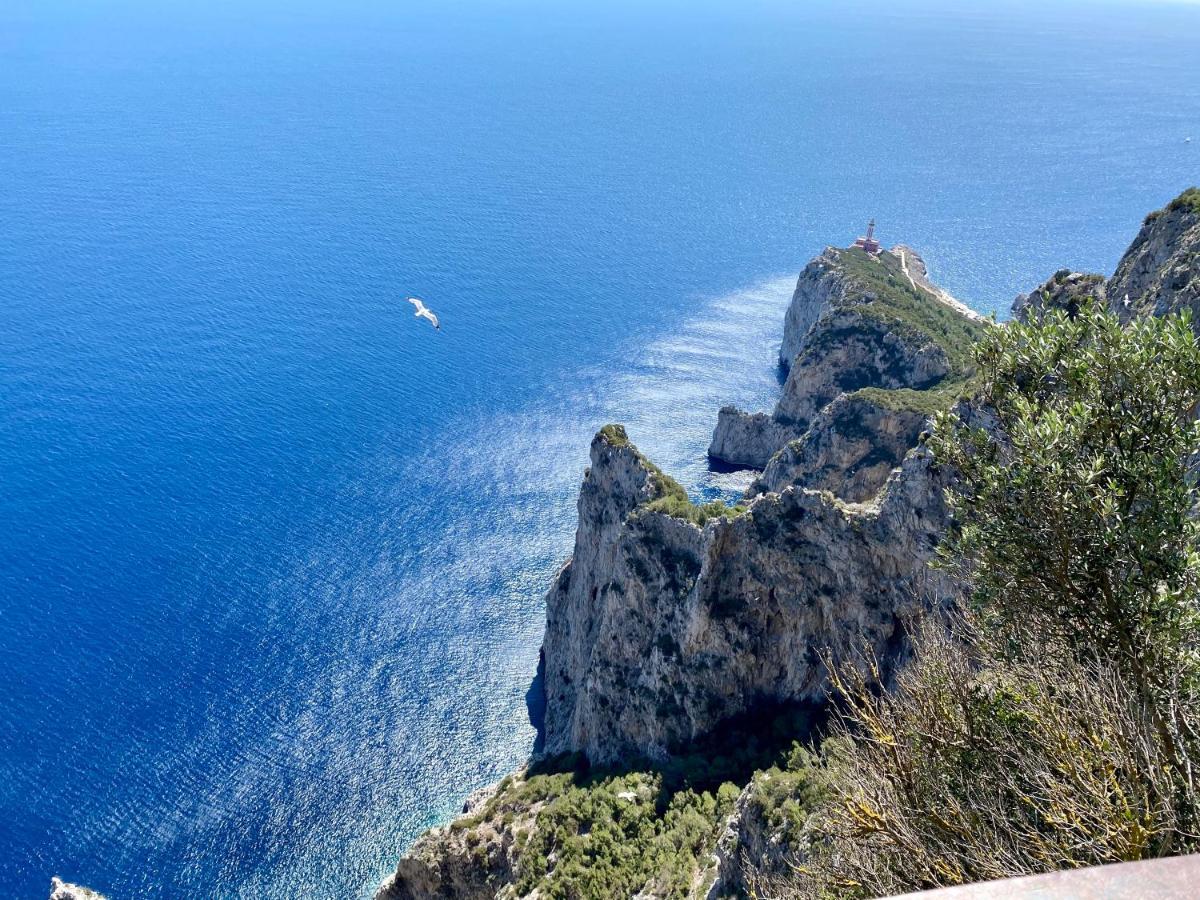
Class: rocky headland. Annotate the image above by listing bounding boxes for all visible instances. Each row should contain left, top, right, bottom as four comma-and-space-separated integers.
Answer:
376, 239, 995, 898
375, 190, 1200, 900
49, 878, 106, 900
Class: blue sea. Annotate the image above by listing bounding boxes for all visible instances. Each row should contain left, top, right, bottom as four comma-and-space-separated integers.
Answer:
1, 0, 1198, 896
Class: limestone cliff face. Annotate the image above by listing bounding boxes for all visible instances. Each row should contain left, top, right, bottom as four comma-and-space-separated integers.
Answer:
771, 309, 949, 427
750, 394, 930, 503
1010, 190, 1199, 326
708, 407, 804, 471
1108, 190, 1200, 321
710, 246, 976, 470
778, 249, 848, 369
542, 429, 953, 766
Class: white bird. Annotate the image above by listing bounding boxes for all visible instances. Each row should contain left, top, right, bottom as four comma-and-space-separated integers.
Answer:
406, 297, 440, 330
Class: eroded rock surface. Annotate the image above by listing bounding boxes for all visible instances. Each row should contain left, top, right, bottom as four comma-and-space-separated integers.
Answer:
750, 393, 930, 502
1108, 189, 1200, 321
49, 879, 106, 900
542, 428, 953, 766
1012, 270, 1107, 321
710, 245, 983, 471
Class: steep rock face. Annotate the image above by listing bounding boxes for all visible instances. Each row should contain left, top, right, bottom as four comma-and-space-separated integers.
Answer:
1012, 270, 1107, 322
778, 249, 847, 369
1108, 189, 1200, 321
750, 393, 930, 502
708, 407, 804, 471
710, 246, 982, 470
542, 429, 953, 765
1010, 190, 1200, 326
771, 309, 949, 427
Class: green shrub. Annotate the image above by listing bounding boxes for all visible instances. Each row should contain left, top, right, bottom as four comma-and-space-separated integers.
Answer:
929, 302, 1200, 768
779, 303, 1200, 898
1167, 186, 1200, 215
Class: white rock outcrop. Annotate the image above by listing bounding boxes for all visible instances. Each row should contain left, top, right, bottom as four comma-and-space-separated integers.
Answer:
49, 879, 106, 900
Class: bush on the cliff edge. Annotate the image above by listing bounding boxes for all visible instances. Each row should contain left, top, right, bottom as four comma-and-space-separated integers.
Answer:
775, 303, 1200, 899
931, 302, 1200, 792
764, 622, 1185, 900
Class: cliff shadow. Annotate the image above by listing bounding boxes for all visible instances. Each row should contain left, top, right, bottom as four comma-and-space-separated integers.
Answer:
525, 650, 547, 756
527, 699, 828, 813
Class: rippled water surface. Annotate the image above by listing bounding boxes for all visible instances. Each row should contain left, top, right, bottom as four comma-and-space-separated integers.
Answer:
2, 1, 1199, 896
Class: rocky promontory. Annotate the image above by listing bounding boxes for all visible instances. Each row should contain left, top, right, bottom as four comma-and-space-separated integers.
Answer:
375, 190, 1199, 900
709, 245, 985, 470
377, 235, 990, 899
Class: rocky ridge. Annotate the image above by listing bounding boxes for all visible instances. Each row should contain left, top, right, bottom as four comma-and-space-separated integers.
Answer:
709, 244, 986, 470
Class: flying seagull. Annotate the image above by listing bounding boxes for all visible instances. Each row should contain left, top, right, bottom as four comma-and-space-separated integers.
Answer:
406, 297, 440, 330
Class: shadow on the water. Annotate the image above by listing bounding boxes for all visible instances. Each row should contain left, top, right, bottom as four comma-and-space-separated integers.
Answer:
705, 453, 756, 476
525, 650, 547, 755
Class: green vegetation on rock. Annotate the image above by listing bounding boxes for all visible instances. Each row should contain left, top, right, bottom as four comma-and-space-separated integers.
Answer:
825, 247, 990, 418
597, 423, 747, 526
638, 437, 748, 527
849, 377, 977, 415
442, 709, 828, 900
1144, 186, 1200, 223
598, 423, 632, 448
1169, 186, 1200, 214
643, 492, 747, 527
785, 303, 1200, 898
505, 771, 731, 900
835, 247, 989, 373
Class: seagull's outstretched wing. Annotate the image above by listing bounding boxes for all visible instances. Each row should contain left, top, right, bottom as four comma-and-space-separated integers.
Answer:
406, 297, 440, 330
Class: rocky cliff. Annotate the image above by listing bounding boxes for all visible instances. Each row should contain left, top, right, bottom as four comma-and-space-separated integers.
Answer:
377, 238, 985, 900
1013, 189, 1199, 325
709, 245, 985, 470
376, 190, 1200, 900
541, 428, 954, 766
1109, 188, 1200, 321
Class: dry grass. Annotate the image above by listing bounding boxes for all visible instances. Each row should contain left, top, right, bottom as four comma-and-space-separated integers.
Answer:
757, 620, 1196, 899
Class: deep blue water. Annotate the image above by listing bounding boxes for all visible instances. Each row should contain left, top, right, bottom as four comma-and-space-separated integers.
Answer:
2, 0, 1198, 896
